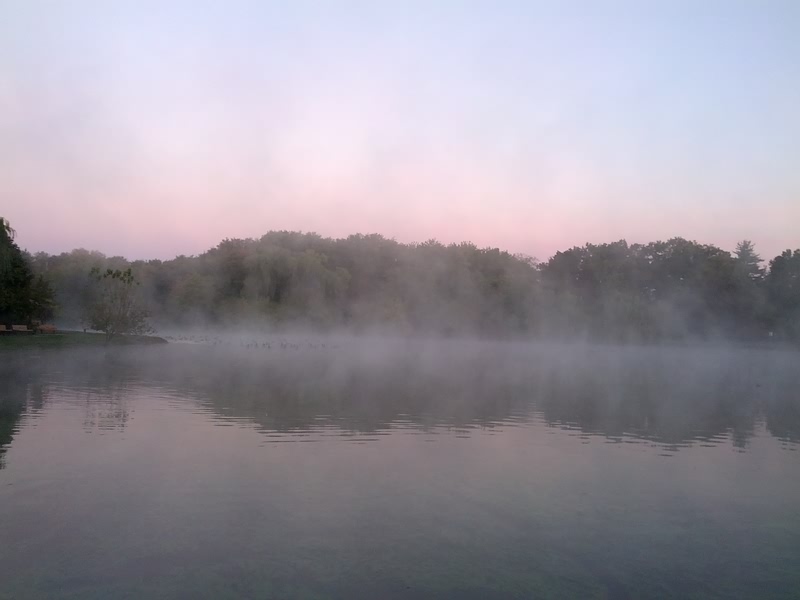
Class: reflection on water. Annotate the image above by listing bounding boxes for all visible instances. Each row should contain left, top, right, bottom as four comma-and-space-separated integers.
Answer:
4, 341, 796, 450
0, 340, 799, 599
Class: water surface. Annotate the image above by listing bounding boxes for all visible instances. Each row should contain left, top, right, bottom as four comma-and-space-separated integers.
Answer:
1, 340, 799, 599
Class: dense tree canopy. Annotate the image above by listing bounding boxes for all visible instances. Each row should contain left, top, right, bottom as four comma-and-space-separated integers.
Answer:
765, 249, 800, 341
8, 223, 799, 342
0, 217, 54, 326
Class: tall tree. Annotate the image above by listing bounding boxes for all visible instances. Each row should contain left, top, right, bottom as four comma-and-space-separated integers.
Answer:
765, 249, 800, 339
0, 217, 18, 275
0, 217, 43, 326
734, 240, 764, 282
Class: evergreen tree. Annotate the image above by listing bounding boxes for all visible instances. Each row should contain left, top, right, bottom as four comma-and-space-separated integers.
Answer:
734, 240, 764, 282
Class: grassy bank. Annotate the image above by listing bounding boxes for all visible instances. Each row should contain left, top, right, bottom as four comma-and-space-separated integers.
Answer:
0, 331, 168, 350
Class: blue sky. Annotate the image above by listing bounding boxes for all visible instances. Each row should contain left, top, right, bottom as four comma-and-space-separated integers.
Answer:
1, 1, 798, 261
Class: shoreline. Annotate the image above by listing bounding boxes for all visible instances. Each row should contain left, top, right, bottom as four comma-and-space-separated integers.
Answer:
0, 329, 795, 353
0, 330, 168, 350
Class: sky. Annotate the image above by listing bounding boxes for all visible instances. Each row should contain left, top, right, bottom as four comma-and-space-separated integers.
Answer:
1, 1, 798, 262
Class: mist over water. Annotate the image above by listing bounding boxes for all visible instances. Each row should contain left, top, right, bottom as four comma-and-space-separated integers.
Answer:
2, 2, 799, 597
1, 339, 798, 599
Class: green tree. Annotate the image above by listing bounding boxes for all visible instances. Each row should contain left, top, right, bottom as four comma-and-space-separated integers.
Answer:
30, 276, 56, 323
85, 267, 153, 342
0, 217, 53, 326
0, 217, 15, 244
734, 240, 764, 282
765, 249, 800, 340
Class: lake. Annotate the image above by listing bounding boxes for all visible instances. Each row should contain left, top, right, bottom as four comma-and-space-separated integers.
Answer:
1, 339, 799, 599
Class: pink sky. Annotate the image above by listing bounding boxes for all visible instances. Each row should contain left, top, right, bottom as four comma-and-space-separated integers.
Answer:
2, 1, 798, 262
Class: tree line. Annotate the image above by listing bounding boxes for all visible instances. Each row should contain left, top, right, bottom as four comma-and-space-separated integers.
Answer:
3, 219, 798, 342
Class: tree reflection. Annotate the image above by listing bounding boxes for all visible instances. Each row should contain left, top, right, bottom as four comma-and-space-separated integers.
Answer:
124, 343, 800, 451
0, 360, 46, 469
3, 343, 799, 453
0, 390, 24, 469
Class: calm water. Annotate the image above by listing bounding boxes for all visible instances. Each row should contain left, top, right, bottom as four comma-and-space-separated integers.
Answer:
1, 340, 799, 599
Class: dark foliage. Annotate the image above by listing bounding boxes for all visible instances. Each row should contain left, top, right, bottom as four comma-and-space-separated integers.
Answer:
0, 217, 55, 326
10, 224, 799, 342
